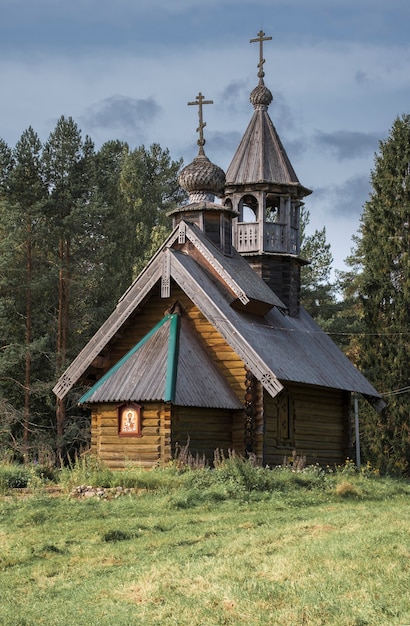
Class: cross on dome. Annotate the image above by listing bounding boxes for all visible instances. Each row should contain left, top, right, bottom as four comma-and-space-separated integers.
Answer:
188, 92, 213, 155
250, 30, 272, 79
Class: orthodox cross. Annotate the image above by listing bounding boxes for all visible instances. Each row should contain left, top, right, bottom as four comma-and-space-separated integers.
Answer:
188, 92, 213, 155
250, 30, 272, 79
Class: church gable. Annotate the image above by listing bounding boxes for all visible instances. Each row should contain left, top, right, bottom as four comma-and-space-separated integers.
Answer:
79, 307, 243, 410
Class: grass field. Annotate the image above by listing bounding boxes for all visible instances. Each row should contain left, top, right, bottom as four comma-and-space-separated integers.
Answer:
1, 459, 410, 626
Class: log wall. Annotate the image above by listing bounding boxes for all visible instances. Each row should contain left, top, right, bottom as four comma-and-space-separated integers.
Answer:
172, 406, 242, 463
263, 383, 350, 467
90, 401, 168, 469
91, 283, 247, 466
90, 282, 351, 470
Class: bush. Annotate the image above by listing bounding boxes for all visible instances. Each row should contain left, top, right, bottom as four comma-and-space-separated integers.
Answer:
0, 461, 59, 493
0, 465, 30, 490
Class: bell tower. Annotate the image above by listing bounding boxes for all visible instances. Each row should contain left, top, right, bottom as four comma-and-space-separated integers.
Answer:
223, 31, 312, 316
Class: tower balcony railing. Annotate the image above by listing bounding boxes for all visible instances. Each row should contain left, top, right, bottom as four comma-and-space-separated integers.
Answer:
234, 222, 300, 254
235, 222, 259, 252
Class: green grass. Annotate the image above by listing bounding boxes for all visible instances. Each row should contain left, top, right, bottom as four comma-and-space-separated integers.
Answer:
1, 460, 410, 625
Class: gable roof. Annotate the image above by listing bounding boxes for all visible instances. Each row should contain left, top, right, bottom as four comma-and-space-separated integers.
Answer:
53, 221, 284, 399
169, 249, 382, 402
54, 220, 382, 408
79, 312, 242, 410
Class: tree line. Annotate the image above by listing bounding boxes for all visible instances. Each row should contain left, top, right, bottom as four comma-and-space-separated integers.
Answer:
0, 116, 184, 461
0, 114, 408, 473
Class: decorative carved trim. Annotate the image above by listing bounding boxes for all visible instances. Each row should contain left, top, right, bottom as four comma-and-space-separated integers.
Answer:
53, 260, 164, 398
185, 225, 250, 305
244, 368, 256, 454
178, 221, 186, 244
161, 249, 171, 298
170, 250, 283, 398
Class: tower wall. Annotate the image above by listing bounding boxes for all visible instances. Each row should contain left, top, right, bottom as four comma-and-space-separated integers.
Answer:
246, 255, 302, 316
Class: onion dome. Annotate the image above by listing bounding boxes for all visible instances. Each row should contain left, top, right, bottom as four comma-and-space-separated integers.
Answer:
169, 92, 236, 253
250, 80, 273, 108
178, 153, 225, 202
176, 92, 226, 203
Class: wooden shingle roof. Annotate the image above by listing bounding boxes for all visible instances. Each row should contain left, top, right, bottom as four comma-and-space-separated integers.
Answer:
226, 107, 300, 187
79, 312, 242, 410
225, 80, 311, 199
54, 219, 382, 409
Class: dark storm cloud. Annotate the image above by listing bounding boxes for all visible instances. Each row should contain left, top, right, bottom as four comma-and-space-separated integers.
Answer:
2, 0, 410, 58
81, 96, 162, 142
314, 174, 371, 218
313, 130, 379, 161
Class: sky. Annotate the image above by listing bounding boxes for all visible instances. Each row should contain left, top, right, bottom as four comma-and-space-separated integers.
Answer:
1, 0, 410, 276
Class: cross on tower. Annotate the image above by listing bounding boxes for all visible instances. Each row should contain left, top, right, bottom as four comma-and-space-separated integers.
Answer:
188, 92, 213, 154
250, 30, 272, 79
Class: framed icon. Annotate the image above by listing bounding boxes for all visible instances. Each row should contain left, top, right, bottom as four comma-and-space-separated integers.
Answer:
118, 402, 142, 437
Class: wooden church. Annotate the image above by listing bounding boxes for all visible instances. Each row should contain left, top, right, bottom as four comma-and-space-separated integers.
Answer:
54, 32, 382, 469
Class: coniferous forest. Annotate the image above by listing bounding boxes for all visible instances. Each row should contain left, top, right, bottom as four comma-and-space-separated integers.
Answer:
0, 114, 408, 474
0, 116, 185, 461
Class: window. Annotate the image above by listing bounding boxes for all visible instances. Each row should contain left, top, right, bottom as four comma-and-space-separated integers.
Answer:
118, 402, 142, 437
276, 391, 294, 446
238, 195, 258, 222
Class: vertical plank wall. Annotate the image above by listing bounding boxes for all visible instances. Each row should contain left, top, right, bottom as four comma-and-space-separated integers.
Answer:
264, 383, 350, 467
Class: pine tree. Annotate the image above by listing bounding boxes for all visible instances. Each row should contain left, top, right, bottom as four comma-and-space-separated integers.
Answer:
0, 122, 187, 459
0, 129, 50, 459
348, 115, 410, 473
300, 208, 337, 326
42, 116, 97, 446
93, 140, 133, 302
119, 143, 185, 276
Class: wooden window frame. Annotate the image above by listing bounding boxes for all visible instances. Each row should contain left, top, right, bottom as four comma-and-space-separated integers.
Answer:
117, 402, 142, 437
277, 390, 295, 447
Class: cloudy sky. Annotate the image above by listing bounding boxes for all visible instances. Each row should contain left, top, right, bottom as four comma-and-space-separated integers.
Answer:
1, 0, 410, 274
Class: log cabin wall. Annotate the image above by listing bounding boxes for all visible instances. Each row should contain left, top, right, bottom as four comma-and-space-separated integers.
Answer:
172, 406, 241, 463
90, 402, 166, 469
263, 383, 350, 467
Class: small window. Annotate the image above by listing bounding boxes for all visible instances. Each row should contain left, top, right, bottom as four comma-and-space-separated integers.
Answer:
265, 196, 280, 223
118, 402, 142, 437
277, 391, 294, 446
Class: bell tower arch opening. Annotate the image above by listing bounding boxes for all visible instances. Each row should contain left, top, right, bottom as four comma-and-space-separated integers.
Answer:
238, 194, 258, 222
